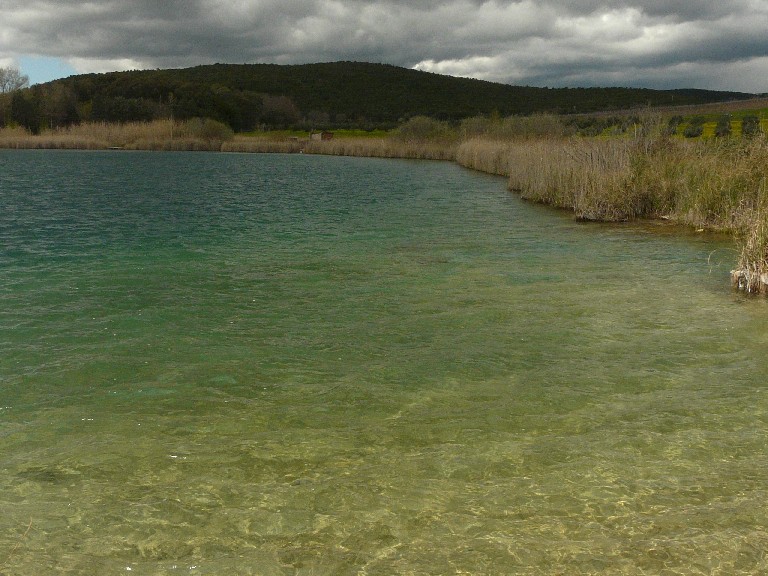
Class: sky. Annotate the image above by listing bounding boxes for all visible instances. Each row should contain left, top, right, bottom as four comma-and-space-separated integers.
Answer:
1, 0, 767, 93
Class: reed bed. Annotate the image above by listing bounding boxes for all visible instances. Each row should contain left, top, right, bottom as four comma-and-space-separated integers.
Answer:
454, 139, 518, 176
733, 211, 768, 293
224, 136, 456, 160
457, 137, 637, 220
223, 137, 305, 154
732, 185, 768, 293
0, 119, 234, 151
459, 134, 768, 291
1, 123, 456, 160
0, 126, 106, 149
459, 135, 768, 227
306, 137, 456, 160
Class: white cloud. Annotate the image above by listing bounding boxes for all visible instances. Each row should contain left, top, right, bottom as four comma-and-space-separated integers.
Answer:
66, 57, 147, 75
413, 56, 508, 81
1, 0, 767, 92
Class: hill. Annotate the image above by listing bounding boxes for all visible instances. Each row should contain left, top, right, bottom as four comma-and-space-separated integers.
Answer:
3, 61, 757, 132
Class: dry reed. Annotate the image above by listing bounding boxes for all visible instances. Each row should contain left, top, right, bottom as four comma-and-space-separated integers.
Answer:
733, 213, 768, 292
732, 180, 768, 293
457, 137, 638, 220
459, 135, 768, 227
460, 133, 768, 292
224, 136, 456, 160
0, 119, 233, 151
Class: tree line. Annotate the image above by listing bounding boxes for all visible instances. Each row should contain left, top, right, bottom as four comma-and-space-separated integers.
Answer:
0, 62, 758, 134
1, 80, 303, 134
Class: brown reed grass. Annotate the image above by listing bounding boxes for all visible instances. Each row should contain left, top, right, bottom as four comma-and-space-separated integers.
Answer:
459, 133, 768, 291
0, 119, 234, 151
457, 137, 638, 220
224, 136, 456, 160
0, 123, 457, 160
733, 211, 768, 292
459, 134, 768, 228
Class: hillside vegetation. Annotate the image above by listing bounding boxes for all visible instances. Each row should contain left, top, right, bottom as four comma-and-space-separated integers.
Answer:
0, 61, 756, 133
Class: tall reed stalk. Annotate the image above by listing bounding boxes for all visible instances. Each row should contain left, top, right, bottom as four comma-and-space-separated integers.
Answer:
0, 119, 234, 151
460, 135, 768, 227
458, 137, 639, 220
733, 181, 768, 292
224, 136, 456, 160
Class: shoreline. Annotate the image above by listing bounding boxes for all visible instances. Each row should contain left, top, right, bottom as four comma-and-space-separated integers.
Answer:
2, 130, 766, 293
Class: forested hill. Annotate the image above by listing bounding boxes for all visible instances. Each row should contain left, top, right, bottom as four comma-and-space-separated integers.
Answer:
7, 61, 757, 132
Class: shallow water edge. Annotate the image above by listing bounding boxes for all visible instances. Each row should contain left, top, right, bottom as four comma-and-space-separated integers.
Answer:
1, 150, 767, 575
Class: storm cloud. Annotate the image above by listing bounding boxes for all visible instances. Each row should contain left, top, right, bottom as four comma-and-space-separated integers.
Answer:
2, 0, 767, 91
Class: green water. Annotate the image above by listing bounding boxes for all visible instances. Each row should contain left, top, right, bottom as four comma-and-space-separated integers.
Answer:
1, 150, 767, 575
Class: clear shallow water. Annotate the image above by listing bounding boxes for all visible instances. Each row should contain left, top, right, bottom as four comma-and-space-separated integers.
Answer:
1, 150, 767, 575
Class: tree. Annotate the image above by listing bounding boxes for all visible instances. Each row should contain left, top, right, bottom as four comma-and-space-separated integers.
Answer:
394, 116, 455, 142
11, 89, 41, 133
260, 94, 300, 128
40, 83, 79, 128
0, 66, 29, 93
91, 95, 159, 123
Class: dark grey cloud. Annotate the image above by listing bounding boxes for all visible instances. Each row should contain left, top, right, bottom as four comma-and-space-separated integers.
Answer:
2, 0, 767, 92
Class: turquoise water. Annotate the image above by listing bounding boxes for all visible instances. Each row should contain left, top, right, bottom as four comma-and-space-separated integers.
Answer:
1, 150, 767, 575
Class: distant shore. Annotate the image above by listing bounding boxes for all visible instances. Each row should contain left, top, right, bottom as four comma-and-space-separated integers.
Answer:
3, 119, 767, 293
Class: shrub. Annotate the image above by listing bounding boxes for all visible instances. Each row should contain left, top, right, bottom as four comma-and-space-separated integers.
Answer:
742, 115, 761, 138
394, 116, 456, 142
714, 115, 732, 138
666, 115, 684, 135
683, 116, 705, 138
182, 118, 234, 142
459, 113, 569, 140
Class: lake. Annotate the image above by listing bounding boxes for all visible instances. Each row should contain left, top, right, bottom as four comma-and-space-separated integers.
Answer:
1, 150, 767, 575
